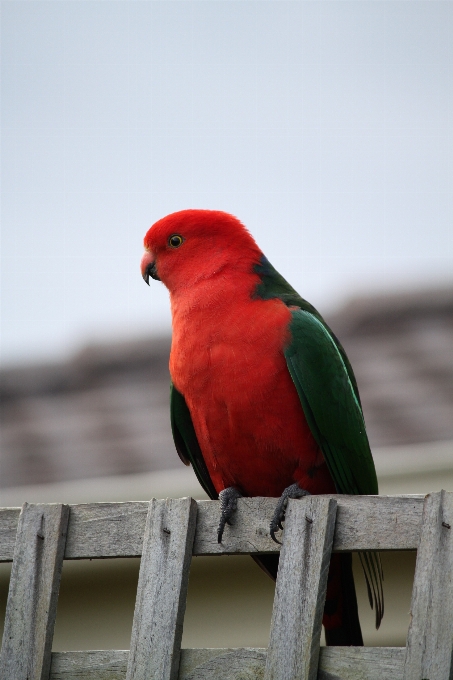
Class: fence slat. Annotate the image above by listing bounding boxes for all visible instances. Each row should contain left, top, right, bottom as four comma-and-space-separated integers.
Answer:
318, 646, 405, 680
0, 495, 424, 562
50, 650, 128, 679
0, 508, 21, 562
65, 501, 148, 560
49, 647, 406, 680
195, 494, 423, 555
125, 497, 197, 680
264, 497, 337, 680
0, 502, 69, 680
403, 490, 453, 680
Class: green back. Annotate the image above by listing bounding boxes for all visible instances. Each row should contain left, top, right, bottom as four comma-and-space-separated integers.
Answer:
254, 257, 363, 407
254, 256, 383, 627
254, 255, 377, 494
284, 311, 378, 495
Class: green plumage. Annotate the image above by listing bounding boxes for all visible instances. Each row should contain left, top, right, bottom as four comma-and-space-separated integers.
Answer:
170, 382, 218, 500
254, 257, 363, 407
285, 310, 378, 496
255, 256, 378, 494
255, 256, 383, 627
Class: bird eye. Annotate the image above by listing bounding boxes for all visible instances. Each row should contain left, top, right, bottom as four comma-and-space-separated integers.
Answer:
168, 234, 184, 248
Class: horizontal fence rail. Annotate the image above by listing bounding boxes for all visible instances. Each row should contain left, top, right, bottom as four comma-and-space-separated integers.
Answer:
48, 647, 407, 680
0, 495, 425, 562
1, 492, 452, 680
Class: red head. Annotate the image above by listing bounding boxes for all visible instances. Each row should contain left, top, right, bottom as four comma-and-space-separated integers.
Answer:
141, 209, 262, 293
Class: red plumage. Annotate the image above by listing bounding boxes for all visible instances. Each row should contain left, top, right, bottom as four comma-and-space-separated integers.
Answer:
145, 210, 336, 499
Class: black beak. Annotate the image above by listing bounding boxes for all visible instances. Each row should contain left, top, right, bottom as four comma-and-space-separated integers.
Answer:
142, 261, 160, 284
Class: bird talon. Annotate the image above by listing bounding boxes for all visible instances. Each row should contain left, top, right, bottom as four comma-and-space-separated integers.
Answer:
217, 487, 242, 543
269, 483, 311, 543
270, 527, 282, 545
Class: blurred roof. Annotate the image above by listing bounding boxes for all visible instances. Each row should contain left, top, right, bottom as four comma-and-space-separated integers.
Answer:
1, 286, 452, 489
333, 287, 453, 447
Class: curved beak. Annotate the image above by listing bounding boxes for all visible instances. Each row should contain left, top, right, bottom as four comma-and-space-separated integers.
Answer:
140, 251, 160, 284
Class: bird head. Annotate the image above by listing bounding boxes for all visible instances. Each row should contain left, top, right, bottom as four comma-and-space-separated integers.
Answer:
141, 209, 262, 292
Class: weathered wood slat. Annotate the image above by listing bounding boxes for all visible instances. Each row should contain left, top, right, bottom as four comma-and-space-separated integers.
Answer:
66, 502, 148, 560
195, 494, 424, 555
126, 497, 198, 680
403, 490, 453, 680
0, 507, 21, 562
0, 495, 425, 562
49, 647, 406, 680
318, 646, 405, 680
50, 650, 128, 679
0, 503, 69, 680
180, 648, 266, 680
265, 497, 338, 680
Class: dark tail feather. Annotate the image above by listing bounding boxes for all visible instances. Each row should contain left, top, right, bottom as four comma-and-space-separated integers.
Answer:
358, 551, 384, 629
324, 553, 363, 646
252, 553, 363, 646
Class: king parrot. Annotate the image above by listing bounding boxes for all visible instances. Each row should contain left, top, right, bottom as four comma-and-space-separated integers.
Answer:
140, 209, 383, 646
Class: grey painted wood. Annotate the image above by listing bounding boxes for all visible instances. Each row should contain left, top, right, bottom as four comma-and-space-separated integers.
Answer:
65, 501, 148, 559
0, 502, 69, 680
330, 494, 423, 553
126, 497, 198, 680
195, 494, 423, 555
0, 495, 425, 562
180, 648, 267, 680
318, 646, 405, 679
0, 507, 21, 562
50, 650, 128, 679
48, 647, 406, 680
265, 497, 338, 680
178, 649, 236, 678
50, 650, 231, 680
403, 490, 453, 680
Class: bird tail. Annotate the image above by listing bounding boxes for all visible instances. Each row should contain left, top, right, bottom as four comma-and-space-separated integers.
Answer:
323, 553, 363, 646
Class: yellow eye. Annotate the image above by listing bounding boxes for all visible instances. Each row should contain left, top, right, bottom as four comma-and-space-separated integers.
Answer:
168, 234, 184, 248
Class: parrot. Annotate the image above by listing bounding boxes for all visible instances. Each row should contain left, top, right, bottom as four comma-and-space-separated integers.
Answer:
140, 209, 383, 646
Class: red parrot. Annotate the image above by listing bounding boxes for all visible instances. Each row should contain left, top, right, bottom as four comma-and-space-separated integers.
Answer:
141, 209, 383, 645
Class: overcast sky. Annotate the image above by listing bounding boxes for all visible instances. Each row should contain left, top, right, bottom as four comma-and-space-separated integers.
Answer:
1, 1, 452, 365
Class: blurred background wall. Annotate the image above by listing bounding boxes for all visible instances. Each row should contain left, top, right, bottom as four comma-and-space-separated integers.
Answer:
1, 0, 452, 656
1, 287, 452, 491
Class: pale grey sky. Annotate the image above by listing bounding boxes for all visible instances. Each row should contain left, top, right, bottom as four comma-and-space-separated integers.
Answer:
1, 1, 452, 365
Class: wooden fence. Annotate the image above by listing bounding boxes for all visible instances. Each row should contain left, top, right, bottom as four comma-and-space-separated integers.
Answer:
0, 492, 452, 679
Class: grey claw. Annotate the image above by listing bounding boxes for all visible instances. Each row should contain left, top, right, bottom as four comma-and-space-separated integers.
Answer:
270, 525, 282, 545
217, 487, 242, 543
270, 483, 311, 543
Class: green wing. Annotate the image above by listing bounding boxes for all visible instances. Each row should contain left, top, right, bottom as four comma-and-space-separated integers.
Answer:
254, 256, 363, 407
255, 256, 375, 490
170, 382, 218, 500
255, 256, 383, 627
284, 310, 378, 495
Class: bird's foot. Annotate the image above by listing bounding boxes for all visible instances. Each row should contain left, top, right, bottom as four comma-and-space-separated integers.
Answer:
217, 487, 243, 543
270, 483, 311, 544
